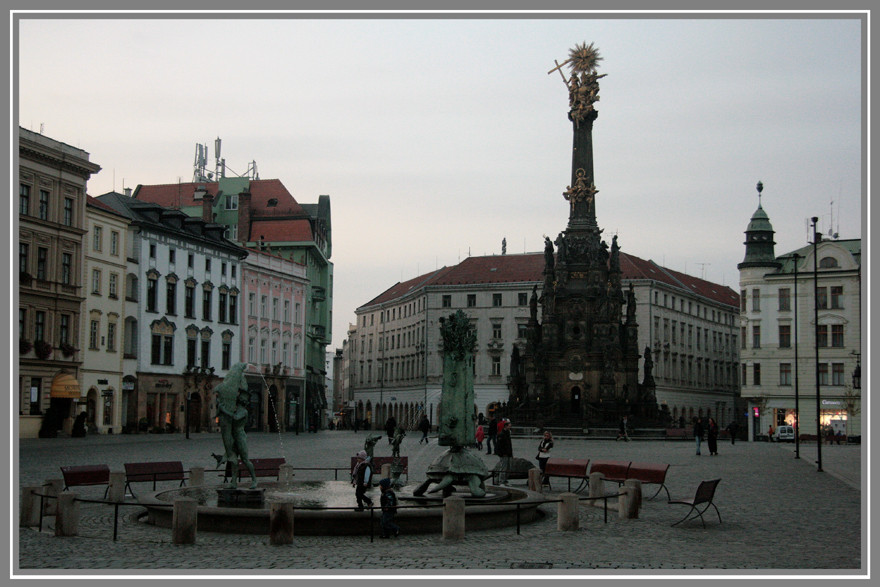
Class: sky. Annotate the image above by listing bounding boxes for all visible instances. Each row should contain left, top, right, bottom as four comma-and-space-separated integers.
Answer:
15, 14, 865, 353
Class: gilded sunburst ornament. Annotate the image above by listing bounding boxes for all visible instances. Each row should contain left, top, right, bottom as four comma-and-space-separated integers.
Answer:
568, 42, 602, 74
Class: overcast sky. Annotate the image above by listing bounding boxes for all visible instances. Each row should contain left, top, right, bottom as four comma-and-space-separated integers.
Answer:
16, 15, 864, 352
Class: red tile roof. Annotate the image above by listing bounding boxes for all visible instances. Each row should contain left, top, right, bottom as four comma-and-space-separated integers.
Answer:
359, 251, 739, 309
133, 178, 305, 216
249, 218, 313, 243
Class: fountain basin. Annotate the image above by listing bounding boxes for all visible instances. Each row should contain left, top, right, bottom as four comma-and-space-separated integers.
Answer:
138, 480, 545, 535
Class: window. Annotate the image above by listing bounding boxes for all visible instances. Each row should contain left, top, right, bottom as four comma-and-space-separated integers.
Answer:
35, 311, 46, 342
831, 324, 844, 348
218, 292, 227, 322
740, 290, 746, 312
188, 253, 194, 268
38, 190, 49, 220
248, 337, 255, 363
518, 323, 528, 338
203, 290, 212, 320
64, 198, 74, 226
493, 293, 502, 307
109, 273, 118, 298
817, 325, 828, 348
107, 322, 116, 351
93, 226, 103, 251
249, 293, 256, 316
751, 289, 760, 311
231, 264, 237, 279
819, 257, 839, 268
261, 295, 267, 317
228, 294, 238, 324
19, 184, 30, 215
225, 194, 238, 210
146, 277, 157, 312
19, 243, 28, 275
518, 292, 528, 306
271, 341, 277, 365
61, 253, 72, 285
832, 363, 845, 386
59, 315, 70, 345
818, 363, 829, 386
163, 336, 173, 365
187, 338, 197, 369
272, 298, 279, 320
753, 363, 761, 386
151, 334, 174, 365
19, 309, 26, 339
222, 341, 231, 370
442, 295, 451, 308
492, 324, 502, 339
90, 320, 100, 349
752, 325, 761, 349
260, 339, 267, 364
283, 300, 290, 322
149, 243, 156, 259
779, 363, 792, 386
169, 249, 176, 264
201, 340, 210, 370
492, 356, 502, 376
185, 285, 195, 318
817, 287, 828, 309
830, 286, 843, 309
37, 248, 48, 281
221, 262, 227, 276
467, 294, 476, 308
91, 269, 101, 294
778, 288, 791, 311
166, 281, 176, 314
205, 258, 211, 273
110, 231, 119, 255
779, 324, 791, 348
127, 274, 139, 301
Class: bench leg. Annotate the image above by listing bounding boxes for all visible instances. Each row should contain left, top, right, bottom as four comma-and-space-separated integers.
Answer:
646, 483, 670, 501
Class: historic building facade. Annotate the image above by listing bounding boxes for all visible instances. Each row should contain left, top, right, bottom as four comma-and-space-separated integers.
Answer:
240, 247, 308, 431
738, 190, 862, 441
18, 127, 101, 438
347, 250, 739, 431
80, 196, 131, 434
96, 192, 249, 433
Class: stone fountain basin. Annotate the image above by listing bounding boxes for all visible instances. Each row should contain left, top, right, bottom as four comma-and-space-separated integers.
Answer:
138, 480, 545, 535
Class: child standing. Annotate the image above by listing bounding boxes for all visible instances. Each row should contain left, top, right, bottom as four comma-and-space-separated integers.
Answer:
475, 423, 485, 450
352, 450, 374, 511
379, 478, 400, 538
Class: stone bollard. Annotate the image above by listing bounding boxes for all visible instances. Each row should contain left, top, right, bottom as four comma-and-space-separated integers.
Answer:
624, 478, 642, 511
44, 478, 64, 515
380, 463, 391, 480
278, 464, 295, 484
269, 501, 295, 545
527, 468, 542, 492
172, 497, 198, 544
442, 496, 466, 540
619, 486, 639, 520
588, 472, 605, 499
55, 492, 79, 537
20, 486, 42, 527
108, 472, 126, 503
189, 467, 205, 486
557, 492, 580, 531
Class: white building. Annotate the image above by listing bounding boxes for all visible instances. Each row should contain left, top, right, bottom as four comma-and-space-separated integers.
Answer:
80, 196, 131, 434
348, 251, 740, 431
738, 200, 862, 441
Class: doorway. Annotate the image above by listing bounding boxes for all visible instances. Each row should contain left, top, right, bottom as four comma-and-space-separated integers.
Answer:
570, 387, 582, 416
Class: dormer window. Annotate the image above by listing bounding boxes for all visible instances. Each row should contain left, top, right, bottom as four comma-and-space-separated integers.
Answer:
267, 198, 278, 207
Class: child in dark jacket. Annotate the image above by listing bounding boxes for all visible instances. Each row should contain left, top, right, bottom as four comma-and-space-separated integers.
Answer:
379, 478, 400, 538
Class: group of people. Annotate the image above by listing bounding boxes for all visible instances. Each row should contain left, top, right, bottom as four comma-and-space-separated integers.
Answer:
692, 417, 740, 455
351, 449, 400, 539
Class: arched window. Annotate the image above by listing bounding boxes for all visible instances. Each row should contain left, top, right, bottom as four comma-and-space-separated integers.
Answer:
819, 256, 839, 269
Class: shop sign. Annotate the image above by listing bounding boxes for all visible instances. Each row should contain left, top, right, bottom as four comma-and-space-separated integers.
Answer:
822, 399, 843, 407
122, 381, 135, 391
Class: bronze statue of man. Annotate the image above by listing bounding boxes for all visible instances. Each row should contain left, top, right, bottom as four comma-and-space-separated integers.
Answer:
215, 362, 258, 489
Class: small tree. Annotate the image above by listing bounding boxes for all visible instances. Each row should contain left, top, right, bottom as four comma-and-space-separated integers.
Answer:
843, 384, 861, 438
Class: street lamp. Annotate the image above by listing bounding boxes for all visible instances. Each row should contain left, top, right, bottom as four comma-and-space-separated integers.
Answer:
811, 217, 823, 473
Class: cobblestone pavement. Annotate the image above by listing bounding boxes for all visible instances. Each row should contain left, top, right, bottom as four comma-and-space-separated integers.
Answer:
15, 431, 864, 575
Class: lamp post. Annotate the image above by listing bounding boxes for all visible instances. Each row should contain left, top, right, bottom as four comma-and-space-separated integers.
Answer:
792, 252, 800, 459
811, 217, 823, 473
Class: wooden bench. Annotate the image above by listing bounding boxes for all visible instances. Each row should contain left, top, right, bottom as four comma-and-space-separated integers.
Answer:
543, 458, 590, 492
224, 457, 287, 481
60, 464, 110, 497
349, 456, 409, 483
588, 460, 631, 484
665, 428, 688, 440
626, 461, 671, 500
123, 461, 186, 496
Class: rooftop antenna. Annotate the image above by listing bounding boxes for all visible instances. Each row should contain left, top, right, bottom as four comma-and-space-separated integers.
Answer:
696, 262, 710, 280
828, 197, 839, 239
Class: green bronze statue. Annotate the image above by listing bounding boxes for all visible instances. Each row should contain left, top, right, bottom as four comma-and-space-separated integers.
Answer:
413, 310, 490, 498
215, 362, 258, 489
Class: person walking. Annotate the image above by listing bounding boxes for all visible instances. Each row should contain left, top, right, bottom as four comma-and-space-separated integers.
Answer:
616, 415, 630, 442
486, 415, 498, 455
378, 478, 400, 539
693, 417, 704, 456
768, 424, 775, 442
726, 420, 739, 445
536, 430, 554, 485
385, 416, 397, 445
418, 414, 430, 444
496, 419, 514, 485
351, 450, 374, 511
707, 417, 719, 456
475, 422, 485, 450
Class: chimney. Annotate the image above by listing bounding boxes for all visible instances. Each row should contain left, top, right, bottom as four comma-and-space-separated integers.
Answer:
124, 187, 132, 197
202, 193, 214, 223
237, 191, 251, 243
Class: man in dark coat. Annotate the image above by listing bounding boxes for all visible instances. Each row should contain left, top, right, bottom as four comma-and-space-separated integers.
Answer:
693, 417, 704, 456
496, 419, 514, 485
486, 415, 498, 454
385, 416, 397, 445
726, 420, 739, 445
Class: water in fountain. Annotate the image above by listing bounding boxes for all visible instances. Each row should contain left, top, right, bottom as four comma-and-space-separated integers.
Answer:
247, 363, 284, 455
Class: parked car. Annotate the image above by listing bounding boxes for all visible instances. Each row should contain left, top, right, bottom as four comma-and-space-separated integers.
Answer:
774, 425, 795, 442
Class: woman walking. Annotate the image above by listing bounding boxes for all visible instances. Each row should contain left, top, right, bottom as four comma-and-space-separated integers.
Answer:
707, 417, 719, 456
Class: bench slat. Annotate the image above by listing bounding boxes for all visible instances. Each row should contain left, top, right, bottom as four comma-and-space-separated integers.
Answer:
60, 465, 110, 488
124, 461, 185, 482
